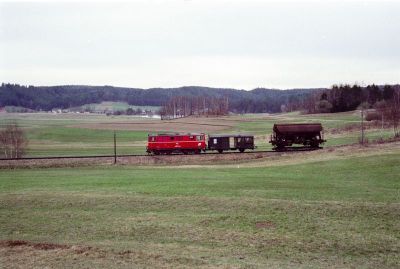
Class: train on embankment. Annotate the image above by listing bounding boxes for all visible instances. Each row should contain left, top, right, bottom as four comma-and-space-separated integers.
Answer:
146, 123, 326, 155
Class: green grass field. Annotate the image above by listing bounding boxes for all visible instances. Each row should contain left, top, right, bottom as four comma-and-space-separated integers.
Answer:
0, 113, 152, 156
1, 152, 399, 268
1, 111, 396, 157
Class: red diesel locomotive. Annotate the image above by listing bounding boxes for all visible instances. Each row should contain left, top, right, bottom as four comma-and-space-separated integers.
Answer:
147, 133, 206, 155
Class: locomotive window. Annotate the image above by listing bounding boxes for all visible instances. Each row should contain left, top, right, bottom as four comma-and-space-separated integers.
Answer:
196, 135, 202, 141
245, 137, 251, 142
237, 138, 242, 142
151, 137, 155, 142
213, 138, 217, 144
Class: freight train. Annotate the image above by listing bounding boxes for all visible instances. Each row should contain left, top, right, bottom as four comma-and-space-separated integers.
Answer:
146, 123, 325, 155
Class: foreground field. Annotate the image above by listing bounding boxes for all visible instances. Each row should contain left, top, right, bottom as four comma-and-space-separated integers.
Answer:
1, 149, 399, 268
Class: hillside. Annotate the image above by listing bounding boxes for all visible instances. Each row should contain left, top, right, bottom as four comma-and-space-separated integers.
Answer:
0, 83, 322, 113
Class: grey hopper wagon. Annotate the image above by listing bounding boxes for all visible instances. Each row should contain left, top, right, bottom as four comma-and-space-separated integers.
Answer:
270, 123, 326, 150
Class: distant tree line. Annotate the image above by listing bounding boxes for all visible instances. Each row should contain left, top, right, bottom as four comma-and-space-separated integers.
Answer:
298, 84, 399, 114
0, 83, 316, 113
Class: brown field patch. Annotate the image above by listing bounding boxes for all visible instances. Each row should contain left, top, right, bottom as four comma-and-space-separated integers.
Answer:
1, 240, 70, 250
255, 221, 276, 229
69, 118, 234, 133
0, 240, 221, 269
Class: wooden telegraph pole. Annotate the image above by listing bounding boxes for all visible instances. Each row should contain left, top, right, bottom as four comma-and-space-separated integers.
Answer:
114, 131, 117, 164
361, 109, 364, 145
381, 113, 384, 140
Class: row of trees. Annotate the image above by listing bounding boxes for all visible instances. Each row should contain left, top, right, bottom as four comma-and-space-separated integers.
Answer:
159, 96, 229, 119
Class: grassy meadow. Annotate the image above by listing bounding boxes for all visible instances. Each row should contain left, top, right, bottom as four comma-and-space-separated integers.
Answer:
0, 110, 396, 157
0, 113, 151, 156
1, 151, 399, 268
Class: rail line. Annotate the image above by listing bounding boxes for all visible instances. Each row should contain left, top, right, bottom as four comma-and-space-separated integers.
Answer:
0, 147, 322, 161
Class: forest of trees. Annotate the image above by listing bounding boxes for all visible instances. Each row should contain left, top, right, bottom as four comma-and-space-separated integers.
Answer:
0, 83, 316, 114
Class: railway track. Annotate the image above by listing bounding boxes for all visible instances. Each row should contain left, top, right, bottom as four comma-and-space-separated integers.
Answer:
0, 147, 321, 161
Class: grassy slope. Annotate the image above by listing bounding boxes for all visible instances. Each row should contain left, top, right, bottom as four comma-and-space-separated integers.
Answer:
0, 111, 397, 156
1, 153, 399, 268
0, 113, 150, 156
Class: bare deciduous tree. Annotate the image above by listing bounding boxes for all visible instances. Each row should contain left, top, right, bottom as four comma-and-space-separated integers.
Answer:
0, 123, 28, 159
390, 87, 400, 136
160, 96, 229, 120
375, 87, 400, 137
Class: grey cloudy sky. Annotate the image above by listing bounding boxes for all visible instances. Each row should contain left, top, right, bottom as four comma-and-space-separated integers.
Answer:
0, 0, 399, 89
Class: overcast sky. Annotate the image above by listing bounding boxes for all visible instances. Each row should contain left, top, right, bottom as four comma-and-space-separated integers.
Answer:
0, 0, 399, 90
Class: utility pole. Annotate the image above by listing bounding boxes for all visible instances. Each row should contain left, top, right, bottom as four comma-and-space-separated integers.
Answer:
114, 131, 117, 164
381, 113, 384, 140
361, 109, 364, 145
173, 100, 176, 119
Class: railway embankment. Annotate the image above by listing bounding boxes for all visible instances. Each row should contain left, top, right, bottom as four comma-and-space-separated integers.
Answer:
1, 140, 399, 169
0, 151, 283, 169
